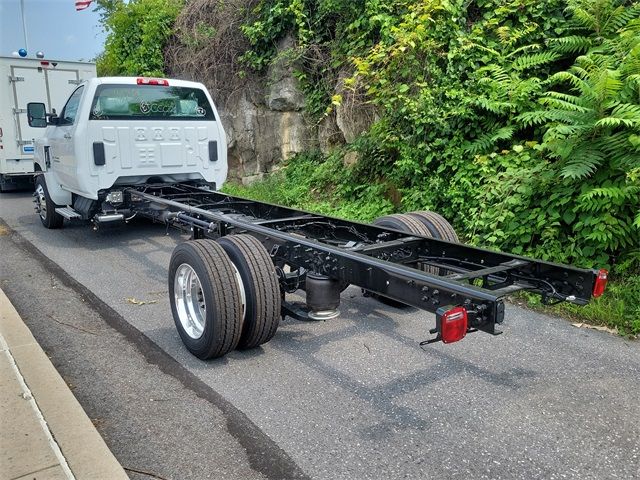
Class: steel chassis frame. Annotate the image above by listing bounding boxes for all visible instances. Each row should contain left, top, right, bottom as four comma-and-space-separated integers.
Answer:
122, 183, 599, 341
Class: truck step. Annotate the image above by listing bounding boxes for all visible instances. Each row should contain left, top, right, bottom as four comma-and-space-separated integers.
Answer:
55, 207, 82, 220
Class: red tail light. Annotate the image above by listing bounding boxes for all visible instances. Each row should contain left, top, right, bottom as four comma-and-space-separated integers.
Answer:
438, 306, 468, 344
592, 269, 608, 298
136, 77, 169, 86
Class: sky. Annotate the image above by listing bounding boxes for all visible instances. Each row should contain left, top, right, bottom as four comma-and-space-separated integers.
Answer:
0, 0, 106, 61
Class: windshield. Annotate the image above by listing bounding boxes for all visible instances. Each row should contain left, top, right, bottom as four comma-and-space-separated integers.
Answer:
89, 84, 215, 121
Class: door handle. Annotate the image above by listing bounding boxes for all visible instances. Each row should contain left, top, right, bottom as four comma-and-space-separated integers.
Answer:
64, 133, 72, 139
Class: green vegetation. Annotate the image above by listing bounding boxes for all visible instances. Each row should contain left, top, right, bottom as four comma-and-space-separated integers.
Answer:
95, 0, 183, 76
229, 0, 640, 335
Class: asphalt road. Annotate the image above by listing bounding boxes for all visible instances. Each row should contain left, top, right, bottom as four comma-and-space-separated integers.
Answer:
1, 190, 639, 479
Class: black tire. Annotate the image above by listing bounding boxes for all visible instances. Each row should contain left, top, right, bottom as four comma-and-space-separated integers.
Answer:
374, 213, 435, 274
407, 210, 459, 276
373, 213, 432, 237
368, 213, 433, 307
407, 211, 459, 243
217, 235, 281, 349
34, 175, 64, 229
168, 240, 243, 359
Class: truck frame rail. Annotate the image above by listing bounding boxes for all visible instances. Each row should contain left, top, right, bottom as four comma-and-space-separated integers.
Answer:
123, 183, 603, 343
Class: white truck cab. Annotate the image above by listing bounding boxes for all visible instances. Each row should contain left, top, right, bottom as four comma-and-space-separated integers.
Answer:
28, 77, 227, 228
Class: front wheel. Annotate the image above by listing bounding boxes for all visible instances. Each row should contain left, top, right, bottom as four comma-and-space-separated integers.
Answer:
34, 175, 64, 229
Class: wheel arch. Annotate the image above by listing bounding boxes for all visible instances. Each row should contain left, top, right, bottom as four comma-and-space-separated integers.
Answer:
38, 172, 72, 206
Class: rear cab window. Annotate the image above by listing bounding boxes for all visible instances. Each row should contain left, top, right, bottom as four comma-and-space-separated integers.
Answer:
89, 84, 215, 121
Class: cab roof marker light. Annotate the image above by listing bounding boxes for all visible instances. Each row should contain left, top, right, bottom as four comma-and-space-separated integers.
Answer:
592, 269, 608, 298
136, 77, 169, 86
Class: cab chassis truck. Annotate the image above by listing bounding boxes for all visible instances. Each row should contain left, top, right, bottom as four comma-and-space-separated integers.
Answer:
27, 77, 608, 360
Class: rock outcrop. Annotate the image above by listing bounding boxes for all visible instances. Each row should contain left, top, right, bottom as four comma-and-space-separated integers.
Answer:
219, 36, 314, 183
167, 11, 377, 182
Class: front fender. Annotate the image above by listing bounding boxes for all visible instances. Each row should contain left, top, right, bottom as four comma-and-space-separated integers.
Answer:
38, 172, 72, 206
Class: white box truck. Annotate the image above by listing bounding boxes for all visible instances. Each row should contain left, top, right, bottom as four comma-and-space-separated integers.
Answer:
0, 56, 96, 191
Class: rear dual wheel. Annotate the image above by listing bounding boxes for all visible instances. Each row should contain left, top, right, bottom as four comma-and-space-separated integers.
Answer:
168, 235, 281, 359
407, 211, 459, 243
370, 211, 458, 306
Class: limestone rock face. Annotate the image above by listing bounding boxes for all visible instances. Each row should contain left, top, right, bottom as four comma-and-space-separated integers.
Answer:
223, 89, 311, 183
318, 114, 344, 154
180, 34, 376, 183
335, 71, 378, 144
216, 34, 315, 183
266, 35, 305, 112
166, 3, 379, 183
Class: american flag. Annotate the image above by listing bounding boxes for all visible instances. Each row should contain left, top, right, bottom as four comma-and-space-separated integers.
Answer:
75, 0, 93, 11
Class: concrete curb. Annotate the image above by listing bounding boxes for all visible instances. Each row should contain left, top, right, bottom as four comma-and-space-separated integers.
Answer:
0, 288, 128, 480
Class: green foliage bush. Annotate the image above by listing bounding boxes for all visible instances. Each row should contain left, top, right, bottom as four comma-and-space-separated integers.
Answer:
238, 0, 639, 265
224, 151, 396, 220
96, 0, 183, 76
233, 0, 640, 333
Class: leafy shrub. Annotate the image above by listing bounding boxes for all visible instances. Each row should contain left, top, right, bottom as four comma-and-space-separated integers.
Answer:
96, 0, 183, 77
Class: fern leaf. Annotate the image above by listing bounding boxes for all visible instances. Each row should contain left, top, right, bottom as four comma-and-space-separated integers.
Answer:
611, 102, 640, 119
604, 4, 640, 35
512, 52, 559, 71
465, 126, 515, 154
517, 109, 569, 127
540, 96, 591, 113
549, 71, 591, 96
594, 117, 636, 128
548, 35, 592, 54
474, 97, 514, 114
560, 148, 605, 179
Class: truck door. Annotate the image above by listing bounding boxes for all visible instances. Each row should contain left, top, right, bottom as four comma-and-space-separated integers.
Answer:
48, 86, 84, 191
11, 66, 47, 166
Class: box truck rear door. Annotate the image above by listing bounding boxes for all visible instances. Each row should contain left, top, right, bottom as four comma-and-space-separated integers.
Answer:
12, 65, 47, 157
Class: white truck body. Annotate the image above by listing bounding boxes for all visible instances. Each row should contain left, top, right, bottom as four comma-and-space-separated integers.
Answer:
0, 56, 96, 190
32, 77, 227, 212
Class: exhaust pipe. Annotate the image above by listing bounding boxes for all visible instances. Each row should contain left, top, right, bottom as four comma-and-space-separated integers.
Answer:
95, 213, 125, 223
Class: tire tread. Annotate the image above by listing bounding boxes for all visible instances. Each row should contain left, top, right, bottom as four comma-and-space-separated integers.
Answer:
217, 235, 280, 349
407, 211, 459, 243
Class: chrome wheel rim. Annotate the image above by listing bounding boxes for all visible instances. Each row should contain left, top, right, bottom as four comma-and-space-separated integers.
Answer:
35, 184, 47, 220
174, 263, 207, 339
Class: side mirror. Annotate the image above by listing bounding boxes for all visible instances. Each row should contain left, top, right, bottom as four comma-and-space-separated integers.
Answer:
27, 102, 47, 128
